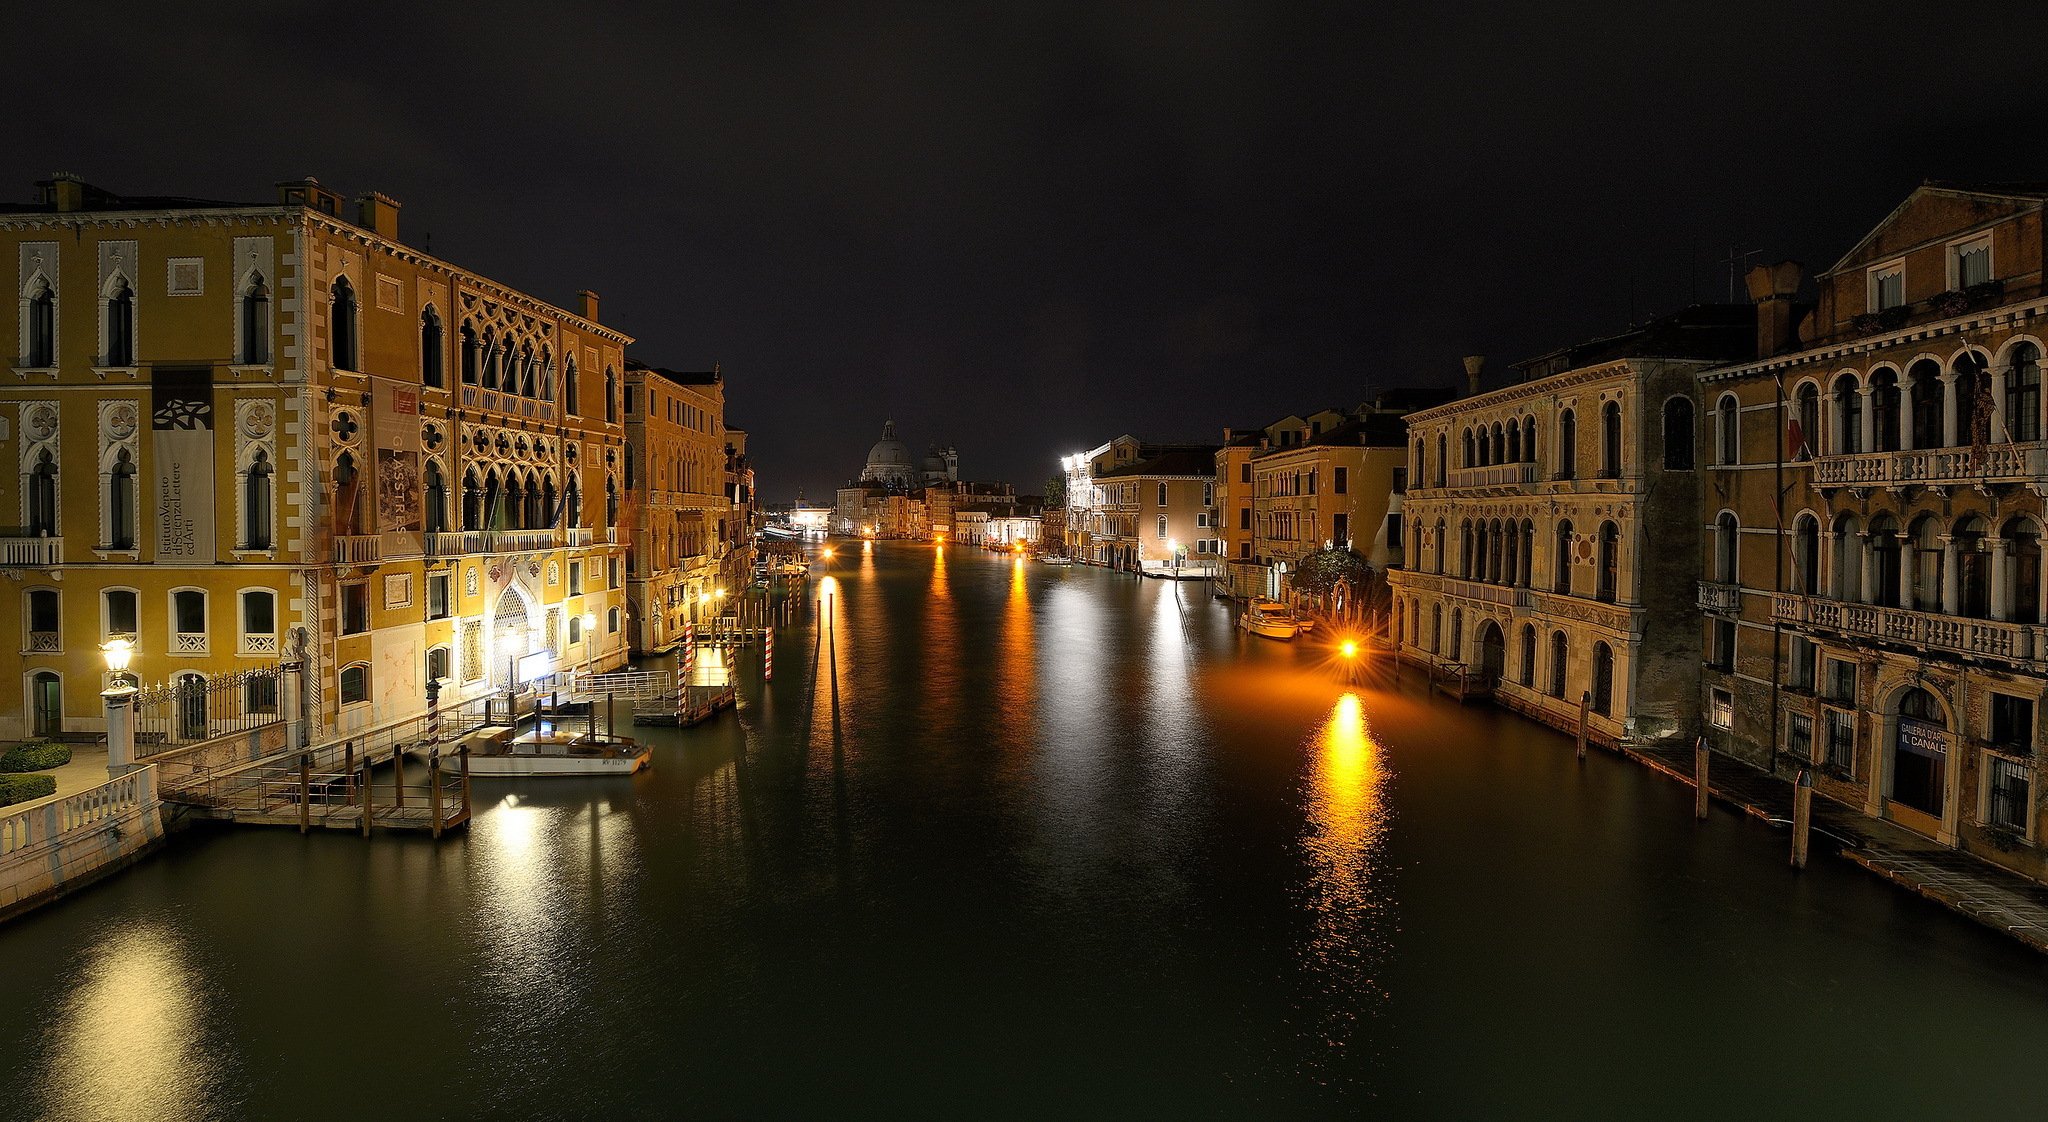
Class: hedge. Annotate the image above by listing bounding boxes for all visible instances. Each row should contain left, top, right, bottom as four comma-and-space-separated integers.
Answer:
0, 773, 56, 806
0, 741, 70, 773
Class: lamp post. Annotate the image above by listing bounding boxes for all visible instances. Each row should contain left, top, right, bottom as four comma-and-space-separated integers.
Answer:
101, 638, 138, 774
582, 611, 598, 676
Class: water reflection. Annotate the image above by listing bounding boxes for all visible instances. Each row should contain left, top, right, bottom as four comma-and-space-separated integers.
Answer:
1000, 558, 1034, 732
1298, 692, 1393, 1057
40, 925, 230, 1122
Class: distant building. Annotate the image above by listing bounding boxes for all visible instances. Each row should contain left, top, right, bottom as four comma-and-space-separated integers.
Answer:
1063, 437, 1222, 576
623, 361, 736, 654
836, 421, 999, 539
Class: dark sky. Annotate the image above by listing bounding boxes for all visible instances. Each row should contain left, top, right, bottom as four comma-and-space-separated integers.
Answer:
11, 2, 2045, 501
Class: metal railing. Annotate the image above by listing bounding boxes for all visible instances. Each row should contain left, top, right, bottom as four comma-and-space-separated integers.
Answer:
133, 663, 286, 757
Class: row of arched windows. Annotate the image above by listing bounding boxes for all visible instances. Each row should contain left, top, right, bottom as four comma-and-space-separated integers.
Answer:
1417, 401, 1625, 484
1416, 514, 1622, 602
1788, 509, 2044, 624
1393, 599, 1617, 715
323, 279, 597, 419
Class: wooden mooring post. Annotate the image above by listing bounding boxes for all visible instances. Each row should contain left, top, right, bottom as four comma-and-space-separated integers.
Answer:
1693, 736, 1710, 820
392, 745, 406, 809
344, 740, 356, 796
298, 753, 312, 835
360, 755, 374, 838
428, 748, 444, 840
1791, 768, 1813, 869
459, 744, 472, 819
1575, 691, 1590, 761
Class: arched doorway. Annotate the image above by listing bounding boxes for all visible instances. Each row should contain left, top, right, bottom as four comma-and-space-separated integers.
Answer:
1890, 687, 1948, 822
30, 672, 61, 738
493, 586, 535, 690
1475, 620, 1505, 686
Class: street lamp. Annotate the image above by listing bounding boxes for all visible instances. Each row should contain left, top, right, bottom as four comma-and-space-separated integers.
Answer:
582, 610, 598, 675
101, 639, 139, 773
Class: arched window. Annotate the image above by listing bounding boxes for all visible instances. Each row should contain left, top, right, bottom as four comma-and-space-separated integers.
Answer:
1714, 512, 1738, 584
1554, 519, 1574, 594
426, 645, 451, 684
1519, 520, 1535, 587
1522, 415, 1537, 463
1909, 514, 1941, 612
424, 460, 448, 535
1597, 521, 1620, 602
1506, 418, 1522, 463
1431, 603, 1442, 653
2007, 343, 2042, 443
1794, 381, 1822, 460
1664, 397, 1694, 470
1491, 423, 1506, 465
1519, 623, 1536, 687
1433, 518, 1445, 575
541, 474, 558, 529
565, 475, 582, 527
171, 588, 207, 643
605, 367, 619, 423
1557, 410, 1577, 480
1549, 630, 1568, 698
1870, 368, 1901, 452
420, 308, 444, 387
1907, 360, 1943, 449
1591, 643, 1614, 716
26, 449, 57, 537
504, 473, 527, 531
1868, 514, 1902, 608
330, 276, 358, 371
2004, 517, 2042, 625
565, 357, 580, 415
1956, 351, 1991, 447
24, 278, 55, 367
339, 663, 369, 705
1600, 401, 1622, 478
1831, 513, 1863, 602
334, 452, 363, 536
1832, 374, 1862, 455
243, 450, 273, 550
605, 476, 619, 526
1955, 514, 1991, 619
108, 448, 137, 550
538, 348, 554, 401
241, 589, 276, 643
1461, 520, 1475, 579
462, 470, 483, 531
481, 331, 499, 390
1462, 428, 1475, 468
1715, 394, 1738, 465
240, 272, 271, 364
1793, 514, 1820, 595
103, 588, 138, 640
460, 323, 479, 384
103, 275, 135, 366
520, 343, 537, 398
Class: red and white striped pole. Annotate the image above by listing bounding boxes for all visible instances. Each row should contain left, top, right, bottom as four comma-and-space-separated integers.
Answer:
764, 618, 774, 682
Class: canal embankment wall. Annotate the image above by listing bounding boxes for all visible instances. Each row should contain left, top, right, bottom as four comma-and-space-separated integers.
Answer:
0, 766, 170, 923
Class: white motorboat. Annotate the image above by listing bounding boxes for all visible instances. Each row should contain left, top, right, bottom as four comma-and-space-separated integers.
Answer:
1238, 599, 1302, 640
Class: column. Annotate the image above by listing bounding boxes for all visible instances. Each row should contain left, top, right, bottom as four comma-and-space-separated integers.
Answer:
1941, 535, 1961, 614
1859, 387, 1877, 454
281, 654, 305, 752
1990, 363, 2009, 443
1990, 536, 2011, 622
1896, 531, 1916, 610
1859, 531, 1879, 605
1940, 372, 1960, 446
102, 686, 136, 776
1899, 389, 1916, 452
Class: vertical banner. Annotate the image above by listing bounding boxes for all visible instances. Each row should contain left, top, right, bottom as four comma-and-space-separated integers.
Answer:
151, 366, 216, 562
375, 381, 423, 536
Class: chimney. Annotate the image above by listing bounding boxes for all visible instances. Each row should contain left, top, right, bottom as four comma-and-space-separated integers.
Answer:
354, 192, 401, 241
1462, 354, 1487, 397
46, 173, 84, 213
576, 290, 600, 323
1746, 260, 1806, 359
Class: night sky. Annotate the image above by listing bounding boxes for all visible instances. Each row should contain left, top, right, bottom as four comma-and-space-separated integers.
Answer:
10, 2, 2044, 502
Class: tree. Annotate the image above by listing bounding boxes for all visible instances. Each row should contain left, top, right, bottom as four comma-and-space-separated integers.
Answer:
1290, 547, 1387, 619
1043, 474, 1066, 508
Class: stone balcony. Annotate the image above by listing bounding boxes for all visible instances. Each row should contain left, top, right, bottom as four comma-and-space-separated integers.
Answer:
1810, 441, 2047, 489
426, 529, 563, 556
0, 535, 62, 566
1698, 580, 1741, 614
1446, 462, 1539, 491
1773, 592, 2041, 664
333, 535, 382, 564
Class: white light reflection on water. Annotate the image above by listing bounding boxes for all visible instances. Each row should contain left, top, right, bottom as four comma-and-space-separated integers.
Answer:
1298, 692, 1394, 1056
40, 925, 233, 1122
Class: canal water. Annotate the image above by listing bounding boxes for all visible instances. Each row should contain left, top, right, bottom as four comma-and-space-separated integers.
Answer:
2, 542, 2045, 1119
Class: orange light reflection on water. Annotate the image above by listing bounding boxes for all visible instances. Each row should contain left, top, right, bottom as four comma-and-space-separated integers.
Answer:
1300, 692, 1392, 1012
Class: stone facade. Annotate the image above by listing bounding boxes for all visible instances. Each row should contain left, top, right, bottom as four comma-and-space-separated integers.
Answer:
624, 362, 732, 655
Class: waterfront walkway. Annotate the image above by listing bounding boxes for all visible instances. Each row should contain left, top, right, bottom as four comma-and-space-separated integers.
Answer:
1624, 741, 2048, 956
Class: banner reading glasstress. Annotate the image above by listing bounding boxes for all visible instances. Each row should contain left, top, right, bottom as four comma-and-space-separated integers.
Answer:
152, 366, 216, 562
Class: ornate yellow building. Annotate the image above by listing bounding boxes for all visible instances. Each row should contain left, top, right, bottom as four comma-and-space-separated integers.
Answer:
0, 175, 629, 744
624, 361, 734, 654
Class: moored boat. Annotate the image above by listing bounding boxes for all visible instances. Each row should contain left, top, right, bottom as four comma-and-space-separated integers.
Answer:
1237, 599, 1302, 640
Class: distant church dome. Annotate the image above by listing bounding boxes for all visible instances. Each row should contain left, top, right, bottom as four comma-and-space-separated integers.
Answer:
861, 421, 918, 488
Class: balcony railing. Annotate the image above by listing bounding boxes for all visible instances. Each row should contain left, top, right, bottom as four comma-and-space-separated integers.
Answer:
333, 535, 382, 564
1773, 592, 2039, 663
1811, 442, 2046, 488
27, 630, 58, 652
426, 529, 562, 555
1446, 462, 1539, 490
566, 527, 595, 547
1697, 580, 1741, 614
0, 536, 62, 566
